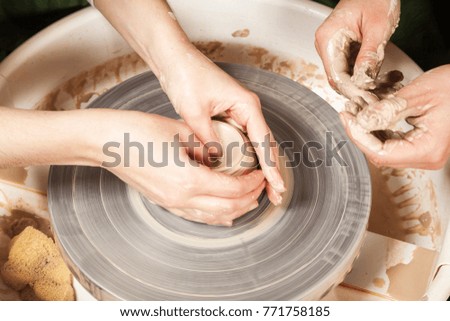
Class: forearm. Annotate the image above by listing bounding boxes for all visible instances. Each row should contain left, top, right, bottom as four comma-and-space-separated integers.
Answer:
94, 0, 195, 79
0, 107, 103, 168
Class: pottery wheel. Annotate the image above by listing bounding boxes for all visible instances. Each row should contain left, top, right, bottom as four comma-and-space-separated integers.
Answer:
48, 63, 371, 300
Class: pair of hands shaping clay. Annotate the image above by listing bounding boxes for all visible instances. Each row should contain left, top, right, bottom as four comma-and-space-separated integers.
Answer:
154, 119, 266, 227
164, 119, 293, 227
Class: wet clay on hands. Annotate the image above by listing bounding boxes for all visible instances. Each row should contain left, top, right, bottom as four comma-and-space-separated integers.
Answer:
341, 65, 450, 169
315, 0, 402, 112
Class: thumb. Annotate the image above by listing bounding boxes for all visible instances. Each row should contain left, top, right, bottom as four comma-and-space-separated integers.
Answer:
355, 96, 409, 131
340, 111, 429, 169
182, 112, 223, 157
352, 27, 389, 90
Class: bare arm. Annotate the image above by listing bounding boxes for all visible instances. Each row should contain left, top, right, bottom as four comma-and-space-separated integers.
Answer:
0, 107, 100, 168
94, 0, 191, 81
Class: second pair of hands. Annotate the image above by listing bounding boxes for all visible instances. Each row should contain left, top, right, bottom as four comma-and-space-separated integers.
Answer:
315, 0, 450, 169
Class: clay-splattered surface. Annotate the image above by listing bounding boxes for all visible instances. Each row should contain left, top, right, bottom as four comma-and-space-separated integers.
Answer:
32, 41, 341, 112
342, 231, 438, 300
369, 165, 440, 249
35, 53, 147, 111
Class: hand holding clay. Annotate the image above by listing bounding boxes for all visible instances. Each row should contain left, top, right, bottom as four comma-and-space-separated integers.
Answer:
340, 64, 450, 169
94, 0, 285, 206
162, 49, 286, 205
315, 0, 401, 105
101, 112, 266, 226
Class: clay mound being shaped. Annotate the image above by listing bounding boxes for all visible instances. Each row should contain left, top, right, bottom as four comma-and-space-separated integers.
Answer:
1, 226, 74, 301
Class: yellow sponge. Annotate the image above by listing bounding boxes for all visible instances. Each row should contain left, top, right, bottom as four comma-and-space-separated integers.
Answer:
1, 226, 74, 301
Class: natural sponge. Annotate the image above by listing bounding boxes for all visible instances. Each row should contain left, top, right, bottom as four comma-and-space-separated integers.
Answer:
0, 226, 74, 301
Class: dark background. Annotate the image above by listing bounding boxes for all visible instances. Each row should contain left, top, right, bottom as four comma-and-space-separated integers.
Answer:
1, 0, 450, 70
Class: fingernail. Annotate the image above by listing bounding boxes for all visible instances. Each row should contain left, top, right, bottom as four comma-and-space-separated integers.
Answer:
274, 194, 283, 206
248, 202, 259, 212
272, 180, 286, 193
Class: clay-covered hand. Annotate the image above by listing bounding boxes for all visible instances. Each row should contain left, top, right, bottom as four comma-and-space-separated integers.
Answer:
340, 64, 450, 169
315, 0, 400, 104
100, 112, 266, 226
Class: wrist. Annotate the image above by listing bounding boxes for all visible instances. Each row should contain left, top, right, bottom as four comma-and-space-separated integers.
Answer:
0, 108, 105, 168
156, 44, 213, 97
77, 109, 128, 168
144, 38, 199, 84
87, 110, 159, 169
67, 109, 113, 167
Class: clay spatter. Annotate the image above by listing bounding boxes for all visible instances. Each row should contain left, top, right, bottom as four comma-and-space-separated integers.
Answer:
386, 247, 437, 300
231, 29, 250, 38
35, 42, 327, 112
35, 53, 148, 111
368, 165, 440, 250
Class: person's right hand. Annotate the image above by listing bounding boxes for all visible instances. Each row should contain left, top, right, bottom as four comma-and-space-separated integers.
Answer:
340, 64, 450, 169
159, 46, 285, 206
315, 0, 401, 104
98, 111, 266, 226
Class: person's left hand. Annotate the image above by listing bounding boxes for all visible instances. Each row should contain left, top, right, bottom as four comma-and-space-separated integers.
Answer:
340, 64, 450, 169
